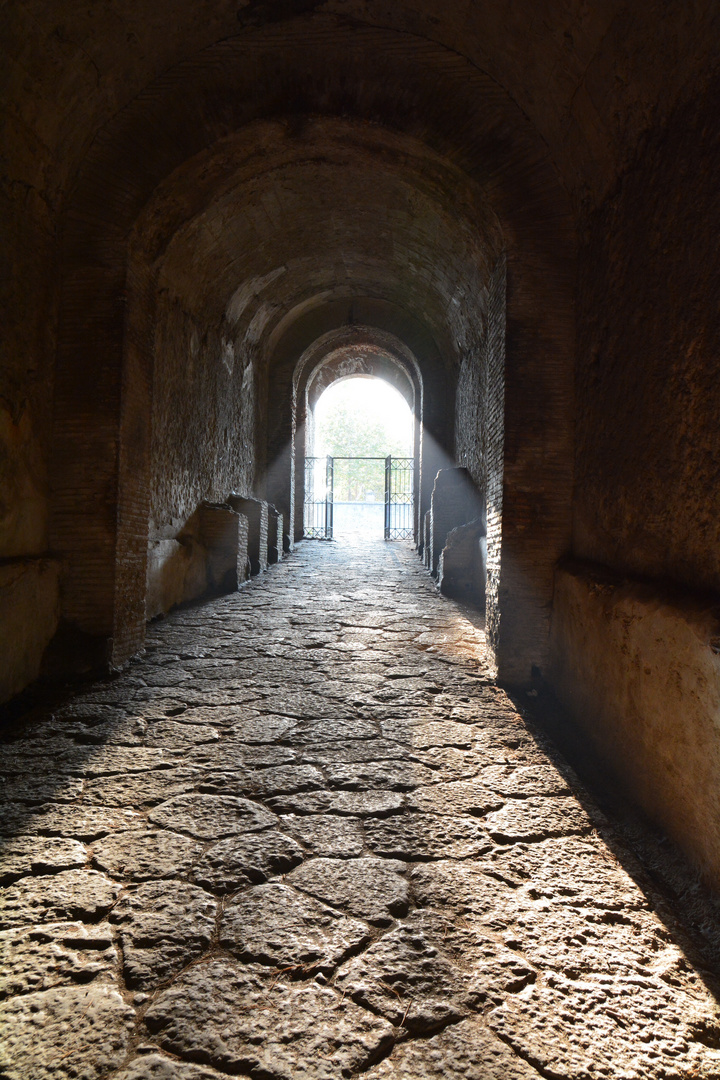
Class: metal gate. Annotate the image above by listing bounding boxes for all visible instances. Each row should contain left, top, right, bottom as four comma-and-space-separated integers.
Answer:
303, 455, 414, 541
304, 455, 334, 539
384, 456, 414, 539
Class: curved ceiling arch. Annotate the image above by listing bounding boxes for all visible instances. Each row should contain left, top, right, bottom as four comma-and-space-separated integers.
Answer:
65, 20, 574, 259
51, 15, 576, 669
308, 363, 415, 415
297, 327, 423, 412
10, 1, 709, 216
147, 119, 501, 360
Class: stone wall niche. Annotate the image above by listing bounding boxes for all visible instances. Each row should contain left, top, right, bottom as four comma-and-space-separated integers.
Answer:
198, 503, 248, 592
548, 562, 720, 890
146, 505, 250, 620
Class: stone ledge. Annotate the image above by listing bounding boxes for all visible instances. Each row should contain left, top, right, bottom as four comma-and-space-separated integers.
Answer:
548, 560, 720, 890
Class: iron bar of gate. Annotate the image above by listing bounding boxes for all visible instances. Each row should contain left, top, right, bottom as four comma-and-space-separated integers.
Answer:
325, 454, 333, 540
304, 456, 332, 539
385, 456, 414, 540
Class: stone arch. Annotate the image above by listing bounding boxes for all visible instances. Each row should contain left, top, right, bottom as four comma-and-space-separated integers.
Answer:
289, 328, 424, 545
51, 18, 575, 681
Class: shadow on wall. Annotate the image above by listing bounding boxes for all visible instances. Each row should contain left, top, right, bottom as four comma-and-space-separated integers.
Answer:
147, 497, 287, 621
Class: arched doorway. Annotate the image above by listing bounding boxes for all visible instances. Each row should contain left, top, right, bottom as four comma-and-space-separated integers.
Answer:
290, 329, 426, 549
305, 375, 414, 540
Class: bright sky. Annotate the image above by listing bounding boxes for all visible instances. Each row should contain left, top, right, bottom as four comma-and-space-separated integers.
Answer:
313, 376, 413, 455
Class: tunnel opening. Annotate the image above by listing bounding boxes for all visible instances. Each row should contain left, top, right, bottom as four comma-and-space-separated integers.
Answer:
304, 376, 414, 541
292, 332, 425, 551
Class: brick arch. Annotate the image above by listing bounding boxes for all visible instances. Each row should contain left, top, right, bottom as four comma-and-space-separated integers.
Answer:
289, 329, 424, 547
53, 18, 574, 679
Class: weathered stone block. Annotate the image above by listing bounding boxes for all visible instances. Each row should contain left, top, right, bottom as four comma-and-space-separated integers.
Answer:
430, 468, 485, 576
437, 517, 487, 607
0, 984, 134, 1080
227, 495, 268, 575
423, 509, 432, 569
110, 880, 216, 988
0, 922, 118, 998
0, 558, 59, 703
220, 882, 370, 970
146, 505, 250, 619
144, 958, 394, 1078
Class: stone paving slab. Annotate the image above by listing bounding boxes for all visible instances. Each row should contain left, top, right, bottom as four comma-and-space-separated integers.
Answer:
144, 959, 395, 1078
0, 869, 119, 929
0, 836, 88, 882
220, 884, 371, 970
0, 983, 135, 1079
110, 880, 216, 989
190, 831, 303, 891
2, 536, 720, 1078
90, 829, 204, 881
0, 922, 118, 997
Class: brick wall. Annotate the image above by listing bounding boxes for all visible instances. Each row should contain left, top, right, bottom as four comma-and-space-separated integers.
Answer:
455, 255, 506, 665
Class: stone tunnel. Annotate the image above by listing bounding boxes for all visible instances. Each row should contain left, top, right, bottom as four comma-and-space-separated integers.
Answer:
2, 2, 720, 1076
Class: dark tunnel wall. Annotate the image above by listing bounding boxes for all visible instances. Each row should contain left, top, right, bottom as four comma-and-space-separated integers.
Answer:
549, 65, 720, 889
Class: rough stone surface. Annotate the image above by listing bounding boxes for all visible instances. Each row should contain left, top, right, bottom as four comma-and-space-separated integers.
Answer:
484, 795, 592, 841
0, 804, 142, 839
145, 959, 395, 1078
115, 1056, 231, 1080
91, 830, 204, 881
2, 538, 720, 1076
269, 789, 404, 817
0, 836, 87, 882
148, 793, 276, 838
0, 775, 84, 803
82, 769, 204, 806
367, 1016, 544, 1078
220, 882, 371, 971
0, 985, 135, 1079
0, 870, 118, 930
199, 763, 324, 798
406, 777, 503, 816
190, 831, 304, 891
279, 813, 366, 858
0, 922, 118, 998
110, 881, 216, 988
288, 857, 409, 925
336, 909, 534, 1032
364, 812, 492, 860
323, 760, 437, 790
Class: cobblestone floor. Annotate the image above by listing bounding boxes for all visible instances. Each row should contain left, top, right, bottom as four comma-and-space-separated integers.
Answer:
2, 537, 720, 1079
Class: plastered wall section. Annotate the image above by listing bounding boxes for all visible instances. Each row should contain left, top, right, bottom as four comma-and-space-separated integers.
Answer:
0, 560, 60, 702
574, 71, 720, 596
549, 563, 720, 890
